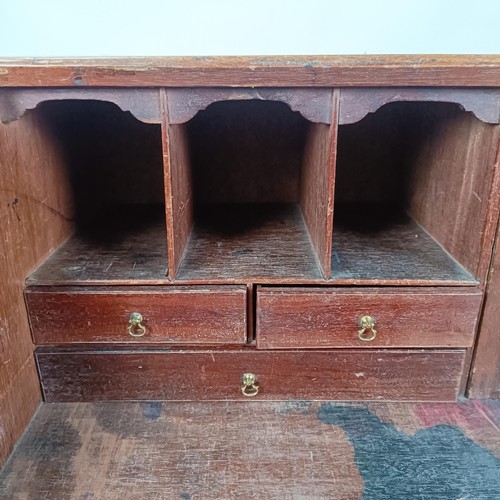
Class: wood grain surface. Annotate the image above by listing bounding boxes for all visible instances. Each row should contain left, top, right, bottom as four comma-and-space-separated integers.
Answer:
334, 99, 500, 284
406, 104, 500, 284
185, 100, 306, 205
36, 348, 466, 402
176, 204, 323, 282
1, 400, 499, 499
166, 87, 333, 124
27, 206, 169, 285
0, 88, 162, 124
330, 205, 476, 285
25, 285, 247, 345
256, 287, 482, 349
469, 215, 500, 398
1, 55, 500, 87
0, 110, 73, 466
300, 114, 336, 277
339, 88, 500, 125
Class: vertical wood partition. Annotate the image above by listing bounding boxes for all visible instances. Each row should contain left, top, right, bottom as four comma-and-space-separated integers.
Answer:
300, 88, 339, 277
162, 89, 194, 280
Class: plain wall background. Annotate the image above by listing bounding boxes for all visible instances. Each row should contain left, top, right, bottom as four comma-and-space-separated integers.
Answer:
0, 0, 499, 57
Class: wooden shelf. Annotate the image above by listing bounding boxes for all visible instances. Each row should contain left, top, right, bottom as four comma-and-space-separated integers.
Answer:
28, 206, 168, 285
176, 204, 323, 282
330, 205, 477, 285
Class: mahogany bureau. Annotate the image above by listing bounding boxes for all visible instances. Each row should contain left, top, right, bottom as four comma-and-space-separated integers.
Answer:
2, 56, 500, 403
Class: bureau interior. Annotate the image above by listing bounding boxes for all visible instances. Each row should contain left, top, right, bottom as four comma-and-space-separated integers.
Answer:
332, 101, 495, 284
169, 99, 332, 281
26, 100, 168, 285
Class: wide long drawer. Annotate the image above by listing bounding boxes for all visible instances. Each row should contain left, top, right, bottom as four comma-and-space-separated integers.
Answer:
25, 285, 247, 344
36, 348, 466, 402
256, 287, 482, 349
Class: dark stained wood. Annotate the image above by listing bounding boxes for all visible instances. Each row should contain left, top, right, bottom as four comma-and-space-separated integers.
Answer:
469, 216, 500, 398
186, 99, 307, 205
166, 87, 333, 124
330, 205, 476, 285
164, 116, 194, 279
0, 88, 162, 124
36, 348, 466, 402
27, 206, 168, 285
407, 105, 500, 283
334, 103, 412, 206
32, 100, 165, 227
300, 91, 336, 276
256, 287, 482, 349
1, 56, 500, 87
246, 282, 255, 343
176, 204, 323, 282
0, 109, 73, 466
25, 285, 247, 345
340, 88, 500, 125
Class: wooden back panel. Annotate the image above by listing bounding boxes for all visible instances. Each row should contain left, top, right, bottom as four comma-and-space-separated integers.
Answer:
186, 99, 307, 204
35, 100, 164, 227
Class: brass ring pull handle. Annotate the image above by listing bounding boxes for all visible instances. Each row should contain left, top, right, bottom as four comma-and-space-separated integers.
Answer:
241, 373, 259, 397
358, 315, 377, 342
128, 312, 146, 337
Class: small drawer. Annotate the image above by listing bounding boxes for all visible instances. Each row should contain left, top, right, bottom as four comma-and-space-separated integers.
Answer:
36, 347, 466, 402
25, 285, 247, 345
256, 287, 482, 349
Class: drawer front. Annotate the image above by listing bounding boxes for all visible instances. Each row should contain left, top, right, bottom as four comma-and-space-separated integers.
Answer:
256, 287, 482, 349
26, 286, 247, 345
36, 348, 466, 402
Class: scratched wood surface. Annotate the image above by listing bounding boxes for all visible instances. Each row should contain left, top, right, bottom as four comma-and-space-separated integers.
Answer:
27, 206, 169, 285
0, 110, 74, 467
256, 287, 482, 349
176, 204, 323, 282
0, 400, 499, 499
25, 285, 247, 345
35, 348, 466, 402
1, 55, 500, 87
330, 205, 476, 285
469, 214, 500, 398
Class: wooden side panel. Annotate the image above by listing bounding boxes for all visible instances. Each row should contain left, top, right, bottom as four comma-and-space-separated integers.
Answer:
36, 349, 466, 402
407, 108, 500, 282
300, 90, 338, 277
25, 286, 247, 345
469, 219, 500, 398
256, 287, 482, 349
0, 110, 73, 466
163, 90, 194, 279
